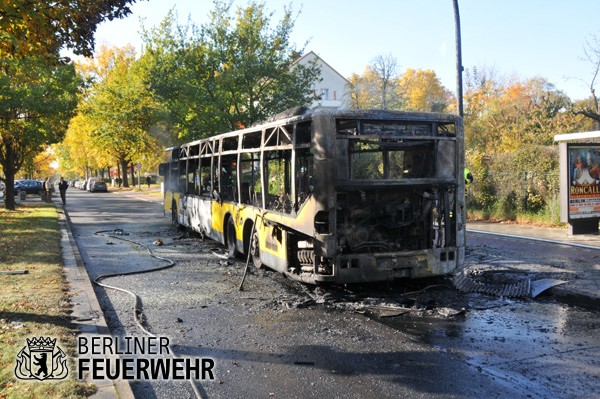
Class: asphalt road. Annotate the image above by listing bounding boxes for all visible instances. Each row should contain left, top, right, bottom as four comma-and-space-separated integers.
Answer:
65, 188, 600, 399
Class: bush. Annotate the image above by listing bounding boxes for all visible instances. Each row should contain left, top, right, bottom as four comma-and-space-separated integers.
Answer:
465, 145, 560, 224
493, 191, 517, 221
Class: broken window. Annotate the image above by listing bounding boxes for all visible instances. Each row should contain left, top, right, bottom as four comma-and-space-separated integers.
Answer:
178, 159, 187, 192
220, 155, 237, 202
351, 142, 384, 179
187, 158, 199, 194
265, 150, 292, 213
350, 140, 434, 179
295, 147, 314, 210
240, 152, 262, 206
199, 157, 212, 196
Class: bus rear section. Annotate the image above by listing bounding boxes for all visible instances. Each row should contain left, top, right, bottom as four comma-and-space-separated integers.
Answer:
284, 110, 465, 284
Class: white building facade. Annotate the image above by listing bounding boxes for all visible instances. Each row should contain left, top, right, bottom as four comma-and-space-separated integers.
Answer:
294, 51, 350, 109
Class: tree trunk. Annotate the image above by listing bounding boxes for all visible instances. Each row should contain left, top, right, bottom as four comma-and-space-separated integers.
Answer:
3, 168, 16, 210
2, 140, 17, 210
119, 158, 129, 187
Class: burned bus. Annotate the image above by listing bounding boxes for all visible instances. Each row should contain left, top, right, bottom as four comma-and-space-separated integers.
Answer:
159, 108, 465, 284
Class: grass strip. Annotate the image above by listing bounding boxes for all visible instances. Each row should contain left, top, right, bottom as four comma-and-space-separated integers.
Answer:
0, 203, 96, 399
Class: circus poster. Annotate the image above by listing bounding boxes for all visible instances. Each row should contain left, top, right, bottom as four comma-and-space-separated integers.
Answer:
568, 145, 600, 219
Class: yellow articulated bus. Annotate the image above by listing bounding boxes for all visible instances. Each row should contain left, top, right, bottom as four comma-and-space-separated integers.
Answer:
159, 108, 465, 284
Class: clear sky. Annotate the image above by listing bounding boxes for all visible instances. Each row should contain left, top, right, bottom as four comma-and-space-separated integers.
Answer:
93, 0, 600, 101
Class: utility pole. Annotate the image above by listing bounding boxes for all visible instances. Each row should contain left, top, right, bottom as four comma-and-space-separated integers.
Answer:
453, 0, 464, 118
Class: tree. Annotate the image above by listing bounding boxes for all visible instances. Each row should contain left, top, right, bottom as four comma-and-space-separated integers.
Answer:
371, 54, 400, 110
0, 57, 80, 209
0, 0, 140, 58
573, 33, 600, 129
55, 112, 109, 179
139, 10, 216, 142
85, 45, 162, 187
348, 57, 402, 110
0, 0, 138, 209
348, 67, 393, 110
140, 1, 321, 141
464, 73, 574, 154
398, 68, 452, 112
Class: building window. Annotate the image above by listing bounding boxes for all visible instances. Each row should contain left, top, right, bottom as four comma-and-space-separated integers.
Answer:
320, 88, 329, 100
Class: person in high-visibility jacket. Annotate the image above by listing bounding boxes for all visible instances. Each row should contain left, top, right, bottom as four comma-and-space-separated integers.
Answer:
464, 168, 473, 193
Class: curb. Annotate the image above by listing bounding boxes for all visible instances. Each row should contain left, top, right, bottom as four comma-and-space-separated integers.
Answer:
468, 228, 600, 310
57, 204, 135, 399
548, 285, 600, 311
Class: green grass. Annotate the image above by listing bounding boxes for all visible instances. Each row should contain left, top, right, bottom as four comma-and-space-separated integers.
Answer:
0, 203, 96, 399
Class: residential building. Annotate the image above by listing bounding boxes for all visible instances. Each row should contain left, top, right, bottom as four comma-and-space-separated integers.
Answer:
294, 51, 350, 109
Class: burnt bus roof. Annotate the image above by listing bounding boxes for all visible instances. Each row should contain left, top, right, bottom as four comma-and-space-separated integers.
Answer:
165, 108, 462, 153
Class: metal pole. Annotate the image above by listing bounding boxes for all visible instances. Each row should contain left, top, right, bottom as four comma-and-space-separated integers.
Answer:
453, 0, 464, 118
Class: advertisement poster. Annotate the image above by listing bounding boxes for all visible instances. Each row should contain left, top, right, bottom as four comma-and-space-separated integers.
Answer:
568, 145, 600, 219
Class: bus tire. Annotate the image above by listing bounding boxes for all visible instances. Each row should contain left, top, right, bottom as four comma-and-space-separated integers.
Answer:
250, 231, 263, 269
226, 217, 239, 258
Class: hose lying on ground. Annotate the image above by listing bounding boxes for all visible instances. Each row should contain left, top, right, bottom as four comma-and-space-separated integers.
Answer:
92, 228, 207, 399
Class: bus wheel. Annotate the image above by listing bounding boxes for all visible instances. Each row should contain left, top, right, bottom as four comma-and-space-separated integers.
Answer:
250, 231, 263, 269
226, 218, 238, 258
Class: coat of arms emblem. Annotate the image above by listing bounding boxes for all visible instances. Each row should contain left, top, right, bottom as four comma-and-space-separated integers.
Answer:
14, 336, 68, 381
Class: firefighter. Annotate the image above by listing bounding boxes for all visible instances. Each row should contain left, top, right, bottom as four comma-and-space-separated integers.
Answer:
464, 168, 473, 193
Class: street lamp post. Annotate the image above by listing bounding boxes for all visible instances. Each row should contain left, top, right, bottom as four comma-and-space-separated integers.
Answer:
453, 0, 464, 118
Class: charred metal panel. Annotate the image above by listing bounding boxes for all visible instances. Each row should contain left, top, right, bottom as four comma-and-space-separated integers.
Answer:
312, 115, 337, 258
180, 194, 213, 237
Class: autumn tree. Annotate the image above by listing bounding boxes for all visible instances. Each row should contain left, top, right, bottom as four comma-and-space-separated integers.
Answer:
0, 0, 139, 209
348, 57, 402, 110
398, 68, 452, 112
54, 112, 109, 179
0, 0, 140, 58
22, 148, 57, 179
348, 66, 396, 110
464, 71, 574, 154
0, 57, 80, 209
463, 67, 588, 218
84, 45, 163, 187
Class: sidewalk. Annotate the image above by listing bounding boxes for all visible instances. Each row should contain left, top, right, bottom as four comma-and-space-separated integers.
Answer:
58, 203, 134, 399
467, 221, 600, 309
14, 192, 134, 399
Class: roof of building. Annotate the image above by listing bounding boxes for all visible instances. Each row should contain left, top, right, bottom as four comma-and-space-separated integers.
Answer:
294, 51, 350, 84
554, 131, 600, 142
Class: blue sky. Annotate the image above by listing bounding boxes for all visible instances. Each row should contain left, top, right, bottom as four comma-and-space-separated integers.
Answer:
94, 0, 600, 101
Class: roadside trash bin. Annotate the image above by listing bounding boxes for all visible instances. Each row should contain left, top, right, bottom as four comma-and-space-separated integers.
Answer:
18, 190, 26, 201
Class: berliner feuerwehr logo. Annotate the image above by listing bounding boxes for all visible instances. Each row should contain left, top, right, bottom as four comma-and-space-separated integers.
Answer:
14, 337, 68, 381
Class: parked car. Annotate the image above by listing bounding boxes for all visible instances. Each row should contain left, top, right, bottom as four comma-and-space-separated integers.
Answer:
86, 178, 96, 192
13, 179, 44, 195
89, 179, 108, 193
